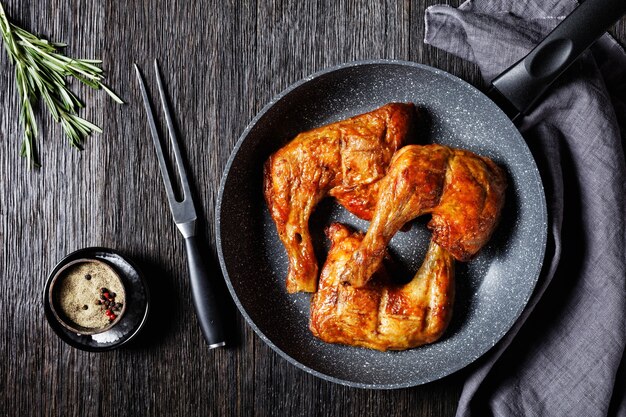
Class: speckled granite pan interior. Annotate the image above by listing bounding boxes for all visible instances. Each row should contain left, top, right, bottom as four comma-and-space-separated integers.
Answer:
216, 60, 547, 389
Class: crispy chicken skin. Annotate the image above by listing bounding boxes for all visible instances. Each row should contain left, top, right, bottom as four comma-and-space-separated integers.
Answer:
310, 223, 455, 351
341, 144, 507, 288
263, 103, 419, 293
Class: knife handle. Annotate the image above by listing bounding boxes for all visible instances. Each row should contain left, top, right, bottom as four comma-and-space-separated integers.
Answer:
184, 235, 227, 349
491, 0, 626, 116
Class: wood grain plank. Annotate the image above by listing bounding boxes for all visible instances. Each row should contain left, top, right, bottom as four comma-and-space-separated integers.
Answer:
1, 0, 624, 416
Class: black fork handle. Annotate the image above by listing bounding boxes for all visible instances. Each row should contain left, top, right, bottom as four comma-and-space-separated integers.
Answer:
185, 235, 227, 348
490, 0, 626, 118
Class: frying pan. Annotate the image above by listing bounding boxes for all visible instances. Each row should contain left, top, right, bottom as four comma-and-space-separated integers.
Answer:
216, 0, 626, 388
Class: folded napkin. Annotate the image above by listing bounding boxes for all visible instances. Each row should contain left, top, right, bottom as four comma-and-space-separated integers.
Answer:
425, 1, 626, 416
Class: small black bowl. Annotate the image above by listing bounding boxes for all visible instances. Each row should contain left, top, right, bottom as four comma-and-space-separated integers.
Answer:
43, 247, 150, 351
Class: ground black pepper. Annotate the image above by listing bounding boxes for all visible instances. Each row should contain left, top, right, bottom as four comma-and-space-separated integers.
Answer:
54, 261, 126, 330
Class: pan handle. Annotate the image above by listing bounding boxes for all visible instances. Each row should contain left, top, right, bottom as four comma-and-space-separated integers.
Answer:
490, 0, 626, 118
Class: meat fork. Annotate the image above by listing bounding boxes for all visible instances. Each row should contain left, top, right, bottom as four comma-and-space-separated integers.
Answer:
134, 61, 226, 349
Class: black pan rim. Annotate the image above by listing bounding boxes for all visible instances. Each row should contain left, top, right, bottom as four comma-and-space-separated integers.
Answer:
216, 59, 548, 389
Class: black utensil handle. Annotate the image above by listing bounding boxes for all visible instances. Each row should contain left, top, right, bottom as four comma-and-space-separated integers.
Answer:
185, 235, 226, 348
491, 0, 626, 116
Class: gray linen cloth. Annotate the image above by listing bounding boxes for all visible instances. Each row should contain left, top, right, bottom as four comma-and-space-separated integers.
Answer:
424, 1, 626, 416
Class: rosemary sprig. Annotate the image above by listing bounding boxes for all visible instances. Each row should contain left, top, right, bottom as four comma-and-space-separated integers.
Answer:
0, 3, 123, 166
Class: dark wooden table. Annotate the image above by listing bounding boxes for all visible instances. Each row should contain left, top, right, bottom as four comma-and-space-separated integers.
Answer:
1, 1, 624, 416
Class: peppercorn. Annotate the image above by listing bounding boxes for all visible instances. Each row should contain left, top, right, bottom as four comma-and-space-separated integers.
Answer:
85, 274, 92, 280
82, 305, 88, 310
94, 286, 123, 322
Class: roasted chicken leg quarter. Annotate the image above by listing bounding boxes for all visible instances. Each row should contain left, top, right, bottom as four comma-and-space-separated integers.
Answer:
264, 103, 419, 293
310, 223, 455, 351
341, 144, 507, 288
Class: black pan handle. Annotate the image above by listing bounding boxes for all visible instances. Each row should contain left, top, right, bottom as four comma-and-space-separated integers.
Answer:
185, 235, 227, 349
490, 0, 626, 118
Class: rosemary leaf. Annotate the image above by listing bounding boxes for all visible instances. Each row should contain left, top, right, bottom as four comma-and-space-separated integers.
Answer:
101, 84, 125, 104
72, 114, 102, 134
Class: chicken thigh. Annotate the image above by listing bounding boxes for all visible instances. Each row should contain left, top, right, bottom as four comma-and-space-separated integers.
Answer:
264, 103, 419, 293
341, 144, 507, 288
310, 223, 455, 351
